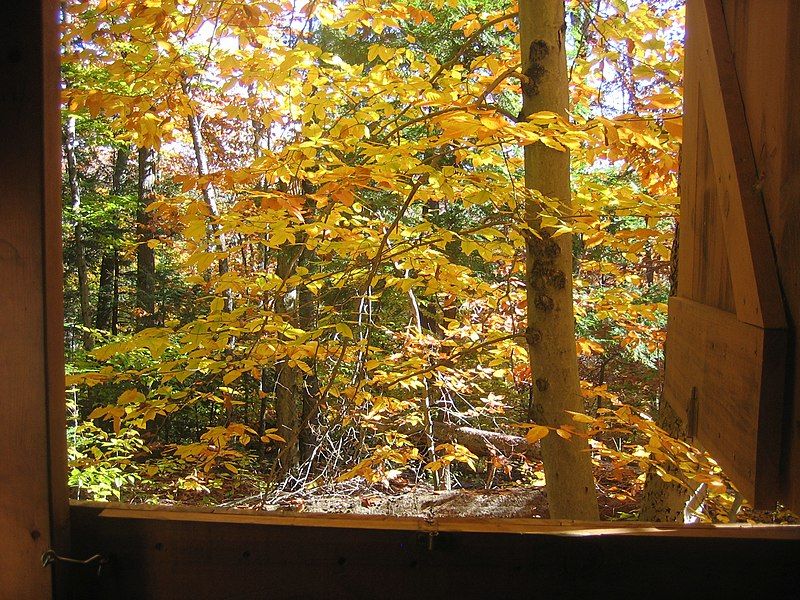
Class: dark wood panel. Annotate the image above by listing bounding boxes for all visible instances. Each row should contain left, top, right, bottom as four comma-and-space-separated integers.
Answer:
665, 296, 785, 506
721, 0, 800, 515
81, 501, 800, 538
694, 100, 734, 312
66, 504, 800, 600
694, 0, 785, 329
0, 2, 66, 599
673, 0, 797, 512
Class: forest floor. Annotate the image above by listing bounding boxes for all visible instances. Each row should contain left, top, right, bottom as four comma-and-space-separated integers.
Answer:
180, 461, 646, 520
138, 459, 798, 524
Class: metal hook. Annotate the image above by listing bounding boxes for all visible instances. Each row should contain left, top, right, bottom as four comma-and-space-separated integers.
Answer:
41, 549, 108, 577
427, 531, 439, 551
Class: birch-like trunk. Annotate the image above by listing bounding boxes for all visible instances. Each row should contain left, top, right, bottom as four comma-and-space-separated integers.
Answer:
183, 81, 232, 312
65, 116, 93, 350
96, 147, 128, 333
136, 147, 157, 330
639, 224, 691, 521
519, 0, 599, 520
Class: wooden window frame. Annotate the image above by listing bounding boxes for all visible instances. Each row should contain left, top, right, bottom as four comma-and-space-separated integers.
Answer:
2, 1, 799, 597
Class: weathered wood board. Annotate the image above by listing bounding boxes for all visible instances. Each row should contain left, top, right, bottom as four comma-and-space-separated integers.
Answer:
0, 2, 68, 599
665, 297, 785, 505
669, 0, 797, 511
718, 0, 800, 517
64, 503, 800, 600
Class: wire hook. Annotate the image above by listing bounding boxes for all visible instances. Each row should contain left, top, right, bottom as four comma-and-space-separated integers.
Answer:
41, 549, 108, 577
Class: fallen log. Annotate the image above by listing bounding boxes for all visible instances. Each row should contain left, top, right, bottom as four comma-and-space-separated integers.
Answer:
367, 419, 540, 461
432, 421, 540, 461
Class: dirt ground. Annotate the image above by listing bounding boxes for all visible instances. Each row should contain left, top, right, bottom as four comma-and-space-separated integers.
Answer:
254, 486, 551, 519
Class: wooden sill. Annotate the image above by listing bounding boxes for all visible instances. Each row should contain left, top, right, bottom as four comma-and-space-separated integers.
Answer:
70, 500, 800, 539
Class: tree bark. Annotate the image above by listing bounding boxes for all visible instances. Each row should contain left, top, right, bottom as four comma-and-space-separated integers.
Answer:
519, 0, 599, 520
96, 147, 129, 332
639, 223, 691, 521
298, 281, 320, 465
65, 116, 93, 350
432, 422, 540, 462
273, 243, 304, 476
136, 147, 157, 330
373, 421, 540, 461
183, 81, 231, 311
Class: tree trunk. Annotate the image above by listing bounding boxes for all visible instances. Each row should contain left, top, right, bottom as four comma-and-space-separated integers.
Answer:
65, 116, 93, 350
96, 147, 129, 332
273, 245, 303, 476
95, 253, 115, 331
136, 147, 157, 330
639, 223, 691, 521
519, 0, 599, 520
183, 81, 232, 311
298, 281, 320, 465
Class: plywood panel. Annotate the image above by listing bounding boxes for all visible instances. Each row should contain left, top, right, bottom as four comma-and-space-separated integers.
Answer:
721, 0, 800, 516
65, 504, 800, 600
665, 297, 785, 506
670, 0, 795, 511
0, 2, 67, 598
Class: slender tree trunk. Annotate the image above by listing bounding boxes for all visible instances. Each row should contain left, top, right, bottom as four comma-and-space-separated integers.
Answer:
95, 253, 115, 331
111, 249, 120, 335
183, 82, 232, 311
274, 247, 301, 476
519, 0, 599, 520
96, 147, 129, 332
639, 223, 690, 521
298, 281, 320, 465
420, 200, 452, 490
273, 181, 320, 476
65, 116, 93, 350
136, 147, 157, 330
407, 285, 441, 489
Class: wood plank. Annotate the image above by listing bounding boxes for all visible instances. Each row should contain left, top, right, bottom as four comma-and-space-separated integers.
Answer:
0, 2, 65, 598
85, 501, 800, 539
65, 503, 800, 600
720, 0, 800, 517
43, 0, 71, 578
693, 99, 735, 311
675, 8, 700, 299
694, 0, 786, 329
664, 296, 785, 506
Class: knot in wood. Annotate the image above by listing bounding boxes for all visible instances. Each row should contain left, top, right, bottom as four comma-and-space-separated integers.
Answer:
548, 270, 566, 290
524, 327, 542, 345
522, 40, 549, 98
535, 378, 549, 392
534, 294, 554, 312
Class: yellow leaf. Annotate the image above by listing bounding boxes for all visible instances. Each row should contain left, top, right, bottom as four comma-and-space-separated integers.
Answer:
118, 389, 145, 405
223, 370, 242, 385
525, 425, 549, 443
184, 220, 207, 242
569, 412, 596, 424
88, 406, 109, 420
210, 297, 225, 313
335, 323, 354, 339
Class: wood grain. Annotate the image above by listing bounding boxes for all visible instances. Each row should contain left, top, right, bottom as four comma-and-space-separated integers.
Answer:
0, 2, 67, 599
665, 296, 785, 506
672, 0, 798, 512
65, 503, 800, 599
719, 0, 800, 519
694, 0, 786, 329
85, 501, 800, 539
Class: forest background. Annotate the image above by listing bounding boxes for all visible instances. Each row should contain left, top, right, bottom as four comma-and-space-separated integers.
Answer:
61, 0, 748, 522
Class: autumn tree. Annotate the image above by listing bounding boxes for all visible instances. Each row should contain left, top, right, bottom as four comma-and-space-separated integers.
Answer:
519, 0, 599, 520
60, 0, 737, 523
